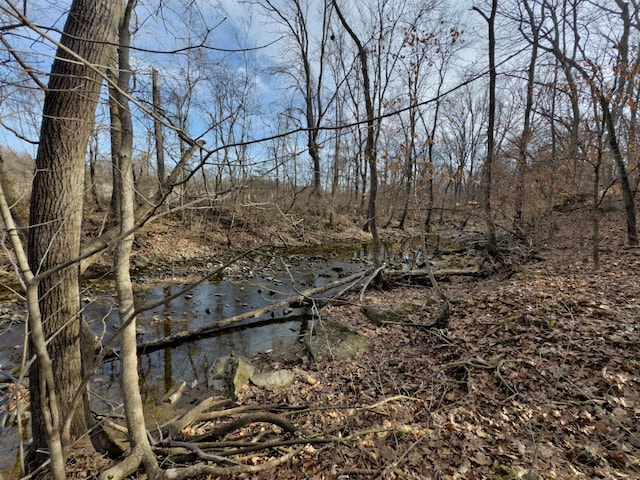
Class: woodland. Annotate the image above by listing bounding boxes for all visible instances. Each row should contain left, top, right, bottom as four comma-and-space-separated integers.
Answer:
0, 0, 638, 479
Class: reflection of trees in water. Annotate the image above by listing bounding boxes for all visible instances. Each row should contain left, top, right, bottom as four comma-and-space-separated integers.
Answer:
89, 247, 368, 407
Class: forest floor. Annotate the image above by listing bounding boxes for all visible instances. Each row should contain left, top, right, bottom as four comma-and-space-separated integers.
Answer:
2, 204, 640, 479
126, 205, 640, 479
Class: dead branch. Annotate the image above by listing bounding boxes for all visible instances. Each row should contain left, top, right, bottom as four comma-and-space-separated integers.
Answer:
161, 445, 305, 479
112, 268, 373, 356
160, 395, 228, 439
156, 440, 241, 465
385, 265, 482, 285
359, 264, 385, 301
194, 412, 301, 442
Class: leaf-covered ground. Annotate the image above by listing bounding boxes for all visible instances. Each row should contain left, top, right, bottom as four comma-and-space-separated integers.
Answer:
2, 207, 639, 479
208, 209, 639, 479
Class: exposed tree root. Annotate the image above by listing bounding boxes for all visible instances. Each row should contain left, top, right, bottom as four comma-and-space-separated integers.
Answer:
95, 390, 423, 479
161, 445, 305, 480
193, 412, 301, 442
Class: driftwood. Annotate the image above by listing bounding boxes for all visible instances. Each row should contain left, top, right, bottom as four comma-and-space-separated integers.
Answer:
100, 264, 480, 358
107, 268, 373, 357
385, 265, 482, 285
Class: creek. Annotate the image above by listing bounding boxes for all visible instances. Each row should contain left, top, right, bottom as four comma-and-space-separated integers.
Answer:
90, 242, 373, 409
0, 231, 479, 474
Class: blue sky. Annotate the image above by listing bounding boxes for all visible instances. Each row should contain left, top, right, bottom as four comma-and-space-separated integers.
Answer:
0, 0, 485, 180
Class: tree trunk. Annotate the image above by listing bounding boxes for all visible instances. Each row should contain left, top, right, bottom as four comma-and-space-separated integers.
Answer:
100, 3, 160, 477
397, 108, 415, 231
515, 1, 540, 226
601, 94, 638, 246
88, 135, 102, 211
26, 0, 123, 466
0, 182, 65, 479
109, 63, 123, 224
333, 0, 381, 266
474, 1, 498, 257
152, 68, 166, 188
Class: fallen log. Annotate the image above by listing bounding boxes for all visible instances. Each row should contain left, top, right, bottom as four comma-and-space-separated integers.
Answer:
105, 267, 373, 357
385, 265, 482, 285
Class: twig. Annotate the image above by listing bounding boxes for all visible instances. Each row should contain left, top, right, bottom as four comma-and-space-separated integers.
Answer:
358, 395, 417, 411
359, 264, 385, 301
194, 412, 301, 442
495, 359, 520, 398
157, 439, 241, 465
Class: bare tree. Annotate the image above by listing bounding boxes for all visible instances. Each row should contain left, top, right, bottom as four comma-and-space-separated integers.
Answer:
473, 0, 499, 257
333, 0, 381, 265
535, 0, 638, 245
23, 0, 123, 469
512, 0, 543, 227
252, 0, 332, 197
100, 2, 160, 477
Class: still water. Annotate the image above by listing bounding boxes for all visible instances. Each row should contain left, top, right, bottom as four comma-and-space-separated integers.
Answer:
0, 235, 447, 473
87, 244, 372, 406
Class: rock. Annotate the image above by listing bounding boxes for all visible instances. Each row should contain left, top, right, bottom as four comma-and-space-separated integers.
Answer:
207, 357, 228, 389
361, 302, 420, 325
133, 255, 150, 269
228, 356, 255, 399
250, 369, 295, 390
207, 356, 255, 400
293, 368, 318, 385
305, 321, 370, 360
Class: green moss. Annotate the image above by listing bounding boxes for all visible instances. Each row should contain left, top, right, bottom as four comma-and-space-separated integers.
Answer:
490, 464, 518, 480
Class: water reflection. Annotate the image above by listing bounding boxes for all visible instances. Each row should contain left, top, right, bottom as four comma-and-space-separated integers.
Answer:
88, 246, 369, 406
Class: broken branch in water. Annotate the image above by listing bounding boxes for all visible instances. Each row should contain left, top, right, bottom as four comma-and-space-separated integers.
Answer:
104, 267, 373, 357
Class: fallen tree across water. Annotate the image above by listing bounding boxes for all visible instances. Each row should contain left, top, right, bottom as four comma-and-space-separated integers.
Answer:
105, 267, 375, 357
101, 263, 490, 358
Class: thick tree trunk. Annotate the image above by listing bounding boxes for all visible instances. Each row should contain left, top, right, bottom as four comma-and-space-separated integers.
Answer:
27, 0, 122, 466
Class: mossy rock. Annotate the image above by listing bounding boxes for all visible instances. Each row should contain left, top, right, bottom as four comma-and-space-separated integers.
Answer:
490, 465, 518, 480
361, 302, 420, 325
305, 321, 370, 360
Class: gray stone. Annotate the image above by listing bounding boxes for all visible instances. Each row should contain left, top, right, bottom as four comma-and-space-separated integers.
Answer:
133, 255, 150, 269
305, 321, 370, 360
361, 302, 420, 325
207, 356, 255, 400
250, 370, 295, 390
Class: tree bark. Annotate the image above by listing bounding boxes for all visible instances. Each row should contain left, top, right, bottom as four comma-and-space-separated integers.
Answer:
26, 0, 123, 465
333, 0, 381, 266
473, 1, 498, 257
0, 182, 65, 479
152, 68, 166, 187
100, 2, 161, 477
601, 94, 638, 246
